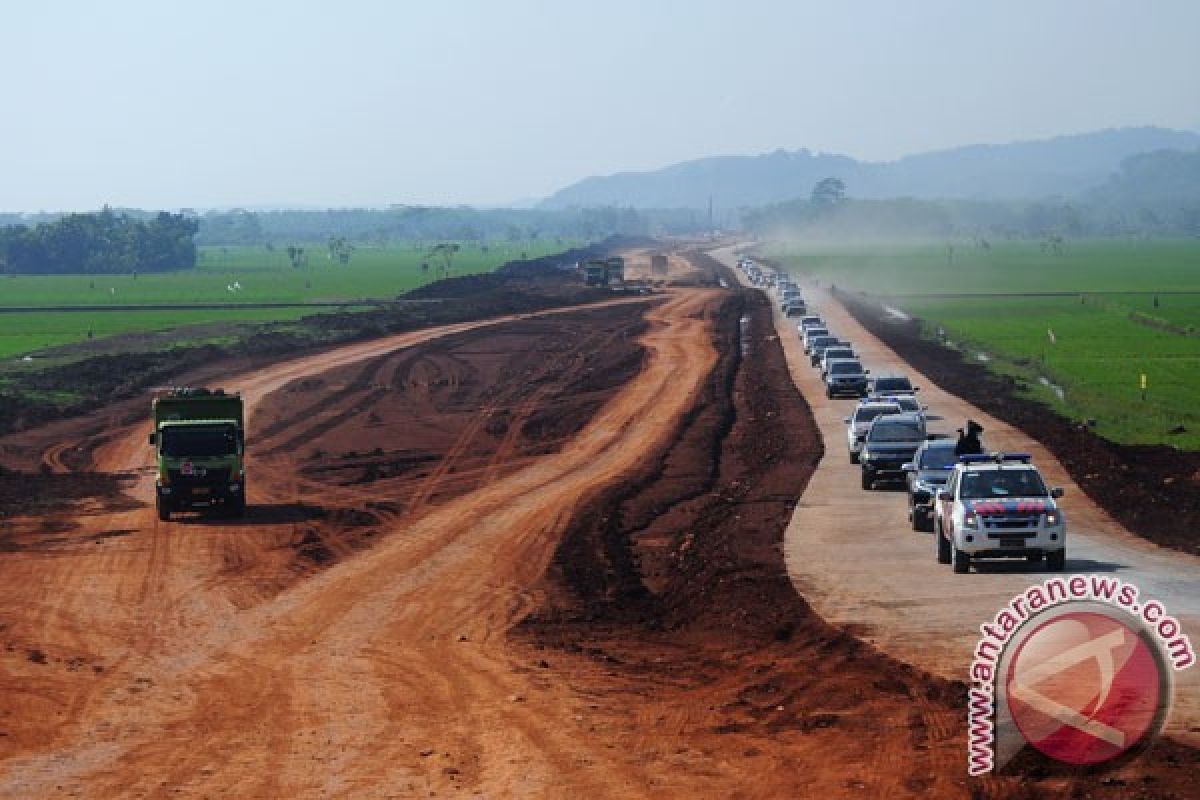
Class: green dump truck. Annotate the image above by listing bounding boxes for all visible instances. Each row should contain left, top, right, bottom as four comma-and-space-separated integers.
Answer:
149, 388, 246, 521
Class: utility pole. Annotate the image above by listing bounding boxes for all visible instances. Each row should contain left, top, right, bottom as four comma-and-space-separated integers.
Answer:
708, 196, 714, 232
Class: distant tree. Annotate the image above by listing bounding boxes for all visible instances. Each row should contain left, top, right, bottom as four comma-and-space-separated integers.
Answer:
425, 243, 460, 279
811, 177, 847, 207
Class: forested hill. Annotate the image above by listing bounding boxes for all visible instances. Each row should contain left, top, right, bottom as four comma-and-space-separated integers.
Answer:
540, 127, 1200, 209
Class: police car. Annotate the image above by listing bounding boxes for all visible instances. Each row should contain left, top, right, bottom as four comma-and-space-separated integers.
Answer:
933, 453, 1066, 573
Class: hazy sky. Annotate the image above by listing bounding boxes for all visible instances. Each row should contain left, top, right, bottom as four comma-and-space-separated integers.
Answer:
2, 0, 1198, 211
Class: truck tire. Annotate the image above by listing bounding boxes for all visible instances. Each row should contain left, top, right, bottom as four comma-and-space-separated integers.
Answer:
227, 495, 246, 518
936, 524, 952, 564
910, 508, 925, 532
952, 545, 971, 574
1046, 550, 1066, 571
849, 450, 859, 465
156, 496, 170, 522
861, 470, 873, 490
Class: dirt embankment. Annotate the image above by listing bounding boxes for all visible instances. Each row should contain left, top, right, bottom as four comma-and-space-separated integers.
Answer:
837, 290, 1200, 556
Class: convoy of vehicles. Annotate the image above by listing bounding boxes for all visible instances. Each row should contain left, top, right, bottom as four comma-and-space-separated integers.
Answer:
734, 255, 1069, 574
149, 387, 247, 521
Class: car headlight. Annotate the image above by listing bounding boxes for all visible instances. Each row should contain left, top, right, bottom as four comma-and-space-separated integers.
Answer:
963, 510, 979, 528
860, 451, 873, 461
1045, 511, 1060, 526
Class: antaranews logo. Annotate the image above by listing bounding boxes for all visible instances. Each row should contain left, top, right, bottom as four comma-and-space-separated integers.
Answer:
967, 575, 1195, 775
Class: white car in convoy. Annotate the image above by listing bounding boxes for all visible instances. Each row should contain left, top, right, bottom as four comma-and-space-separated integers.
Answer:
933, 453, 1066, 574
844, 399, 902, 463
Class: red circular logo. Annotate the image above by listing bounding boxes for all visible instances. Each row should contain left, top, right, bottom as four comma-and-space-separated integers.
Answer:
1005, 611, 1165, 765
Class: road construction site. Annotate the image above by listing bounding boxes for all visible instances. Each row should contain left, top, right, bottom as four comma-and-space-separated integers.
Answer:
0, 248, 1195, 798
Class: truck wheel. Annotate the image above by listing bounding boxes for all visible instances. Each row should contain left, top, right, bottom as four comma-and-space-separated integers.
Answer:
849, 450, 859, 465
825, 387, 833, 398
936, 524, 952, 564
860, 471, 873, 490
952, 545, 971, 574
156, 496, 170, 522
228, 496, 246, 518
910, 508, 923, 531
1046, 550, 1066, 571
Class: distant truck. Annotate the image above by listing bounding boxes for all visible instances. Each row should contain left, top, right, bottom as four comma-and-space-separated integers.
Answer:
149, 387, 246, 520
583, 256, 626, 287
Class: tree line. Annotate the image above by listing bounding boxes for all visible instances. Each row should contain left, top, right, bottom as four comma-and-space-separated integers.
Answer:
0, 210, 198, 274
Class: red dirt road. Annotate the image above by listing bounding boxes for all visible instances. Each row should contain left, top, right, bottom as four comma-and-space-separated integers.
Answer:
0, 291, 725, 797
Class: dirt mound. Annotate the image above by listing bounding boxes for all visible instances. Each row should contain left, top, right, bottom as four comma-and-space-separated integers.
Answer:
837, 290, 1200, 556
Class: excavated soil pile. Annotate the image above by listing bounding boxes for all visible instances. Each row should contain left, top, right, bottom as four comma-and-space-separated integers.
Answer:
837, 290, 1200, 556
250, 302, 649, 569
519, 273, 1199, 798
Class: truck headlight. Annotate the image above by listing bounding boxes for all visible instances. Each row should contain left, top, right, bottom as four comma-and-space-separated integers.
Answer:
963, 510, 979, 529
1045, 511, 1060, 526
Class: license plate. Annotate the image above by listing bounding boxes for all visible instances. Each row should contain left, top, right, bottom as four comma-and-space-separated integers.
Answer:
1000, 537, 1023, 548
192, 487, 211, 496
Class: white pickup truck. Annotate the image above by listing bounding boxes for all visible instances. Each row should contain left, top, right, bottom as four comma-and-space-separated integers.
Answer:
933, 453, 1066, 574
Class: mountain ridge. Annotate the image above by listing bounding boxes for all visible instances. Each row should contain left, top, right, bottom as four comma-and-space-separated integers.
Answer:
539, 127, 1200, 209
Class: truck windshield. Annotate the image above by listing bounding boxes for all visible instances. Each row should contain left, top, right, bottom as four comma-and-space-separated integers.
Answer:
874, 378, 913, 392
868, 422, 922, 442
961, 469, 1048, 498
830, 362, 862, 374
161, 426, 239, 458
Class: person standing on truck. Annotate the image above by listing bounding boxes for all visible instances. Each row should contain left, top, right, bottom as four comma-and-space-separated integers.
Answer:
955, 420, 984, 456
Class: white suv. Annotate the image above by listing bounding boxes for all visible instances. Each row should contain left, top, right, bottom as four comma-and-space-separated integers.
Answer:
934, 453, 1066, 574
843, 400, 901, 463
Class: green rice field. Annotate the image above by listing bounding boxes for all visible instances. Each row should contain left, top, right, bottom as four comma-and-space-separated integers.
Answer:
766, 239, 1200, 448
0, 241, 574, 361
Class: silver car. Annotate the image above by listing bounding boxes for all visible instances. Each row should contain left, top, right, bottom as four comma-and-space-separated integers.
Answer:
844, 400, 902, 464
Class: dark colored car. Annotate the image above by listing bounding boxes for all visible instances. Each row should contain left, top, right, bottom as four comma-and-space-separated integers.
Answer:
902, 439, 959, 531
869, 374, 919, 395
824, 359, 869, 397
860, 412, 927, 490
807, 335, 842, 362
